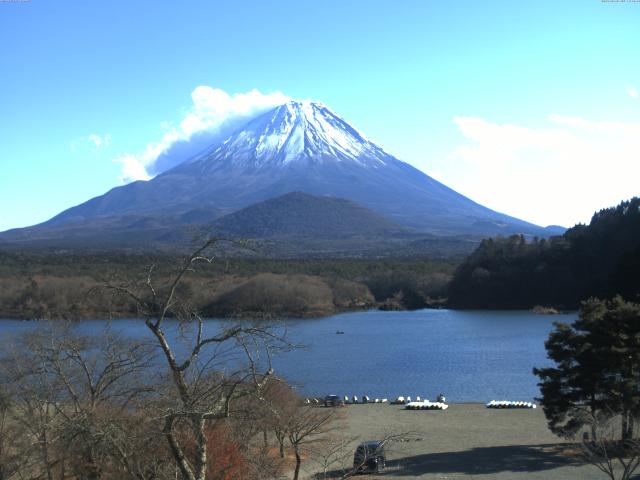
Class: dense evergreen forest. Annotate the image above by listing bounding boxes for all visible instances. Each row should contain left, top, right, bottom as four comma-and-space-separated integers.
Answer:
448, 198, 640, 309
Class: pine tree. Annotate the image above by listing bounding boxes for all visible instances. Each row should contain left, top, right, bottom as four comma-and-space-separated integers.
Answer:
534, 297, 640, 441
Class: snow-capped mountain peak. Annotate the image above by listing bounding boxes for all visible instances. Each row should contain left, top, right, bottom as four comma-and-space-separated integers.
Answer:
28, 98, 553, 242
189, 100, 390, 170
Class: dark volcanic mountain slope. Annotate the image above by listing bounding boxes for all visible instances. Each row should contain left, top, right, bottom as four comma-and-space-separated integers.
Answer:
213, 192, 405, 238
4, 100, 558, 247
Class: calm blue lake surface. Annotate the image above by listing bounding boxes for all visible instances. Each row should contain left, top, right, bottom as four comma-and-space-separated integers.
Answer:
0, 309, 575, 403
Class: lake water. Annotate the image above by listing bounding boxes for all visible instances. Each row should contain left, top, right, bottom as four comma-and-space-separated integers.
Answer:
0, 309, 575, 403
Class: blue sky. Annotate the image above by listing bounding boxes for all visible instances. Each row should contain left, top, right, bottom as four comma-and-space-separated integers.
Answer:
1, 0, 639, 231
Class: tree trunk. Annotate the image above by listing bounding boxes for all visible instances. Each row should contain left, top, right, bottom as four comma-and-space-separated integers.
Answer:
42, 425, 55, 480
263, 429, 268, 448
275, 431, 285, 458
194, 416, 208, 480
77, 445, 102, 480
293, 447, 301, 480
165, 428, 196, 480
622, 410, 631, 442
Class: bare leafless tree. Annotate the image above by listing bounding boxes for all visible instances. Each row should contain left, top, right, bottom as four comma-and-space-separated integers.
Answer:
308, 432, 359, 479
286, 405, 339, 480
580, 411, 640, 480
0, 239, 292, 480
0, 324, 166, 480
257, 377, 299, 459
105, 239, 289, 480
33, 327, 155, 480
0, 342, 63, 480
0, 388, 26, 480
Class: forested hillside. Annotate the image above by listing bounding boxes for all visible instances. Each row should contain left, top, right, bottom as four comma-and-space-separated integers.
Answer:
448, 198, 640, 309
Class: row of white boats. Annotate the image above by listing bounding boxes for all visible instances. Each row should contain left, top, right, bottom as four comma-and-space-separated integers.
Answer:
405, 401, 449, 410
392, 395, 446, 404
344, 396, 388, 404
340, 395, 446, 405
304, 396, 537, 410
486, 400, 537, 409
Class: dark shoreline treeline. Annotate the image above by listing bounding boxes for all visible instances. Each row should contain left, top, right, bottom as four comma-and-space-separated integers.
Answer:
0, 253, 455, 320
448, 197, 640, 309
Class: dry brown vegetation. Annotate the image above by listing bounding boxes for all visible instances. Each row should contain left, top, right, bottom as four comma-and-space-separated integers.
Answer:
0, 273, 374, 320
0, 276, 108, 320
0, 325, 345, 480
0, 251, 454, 320
203, 273, 373, 318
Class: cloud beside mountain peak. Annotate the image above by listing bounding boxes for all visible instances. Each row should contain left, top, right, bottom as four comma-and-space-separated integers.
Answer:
114, 87, 290, 182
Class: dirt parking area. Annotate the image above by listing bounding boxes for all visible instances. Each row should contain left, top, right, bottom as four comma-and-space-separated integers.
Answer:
303, 403, 610, 479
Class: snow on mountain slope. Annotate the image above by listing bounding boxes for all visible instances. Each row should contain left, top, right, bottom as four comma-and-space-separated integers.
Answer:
186, 101, 389, 171
24, 99, 555, 240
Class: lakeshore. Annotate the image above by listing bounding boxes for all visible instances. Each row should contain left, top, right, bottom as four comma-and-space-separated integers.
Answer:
307, 403, 604, 479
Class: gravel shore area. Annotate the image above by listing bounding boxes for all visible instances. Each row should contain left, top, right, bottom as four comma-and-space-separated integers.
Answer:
305, 403, 608, 479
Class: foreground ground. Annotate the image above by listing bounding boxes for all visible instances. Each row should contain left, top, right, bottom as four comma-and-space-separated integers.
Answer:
304, 403, 610, 479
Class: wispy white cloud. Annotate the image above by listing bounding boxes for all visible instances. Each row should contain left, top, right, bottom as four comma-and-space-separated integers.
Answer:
629, 87, 639, 100
87, 133, 111, 148
441, 115, 640, 227
70, 133, 111, 153
115, 154, 151, 182
113, 87, 290, 182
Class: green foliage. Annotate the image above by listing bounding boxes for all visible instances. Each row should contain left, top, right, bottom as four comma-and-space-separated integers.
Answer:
534, 297, 640, 440
449, 197, 640, 309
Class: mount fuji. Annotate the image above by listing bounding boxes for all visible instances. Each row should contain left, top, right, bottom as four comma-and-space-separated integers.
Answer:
0, 100, 562, 252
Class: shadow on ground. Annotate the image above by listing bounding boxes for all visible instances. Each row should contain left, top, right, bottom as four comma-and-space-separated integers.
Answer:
319, 443, 585, 478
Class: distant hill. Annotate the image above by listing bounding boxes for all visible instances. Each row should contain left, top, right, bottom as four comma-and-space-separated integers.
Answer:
0, 193, 479, 258
206, 192, 481, 258
213, 192, 404, 238
448, 197, 640, 309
